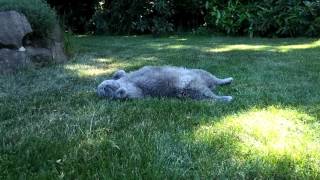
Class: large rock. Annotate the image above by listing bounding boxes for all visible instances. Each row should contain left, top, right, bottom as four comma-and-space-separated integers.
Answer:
24, 24, 68, 63
0, 11, 32, 49
51, 42, 68, 63
0, 49, 28, 73
49, 24, 68, 63
26, 47, 52, 66
0, 11, 68, 73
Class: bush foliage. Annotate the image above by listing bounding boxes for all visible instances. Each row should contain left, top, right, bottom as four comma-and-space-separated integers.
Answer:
92, 0, 175, 35
46, 0, 320, 37
0, 0, 57, 38
205, 0, 320, 37
48, 0, 204, 36
46, 0, 97, 33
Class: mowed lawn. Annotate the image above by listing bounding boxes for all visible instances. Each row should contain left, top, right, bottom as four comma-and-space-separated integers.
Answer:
1, 35, 320, 179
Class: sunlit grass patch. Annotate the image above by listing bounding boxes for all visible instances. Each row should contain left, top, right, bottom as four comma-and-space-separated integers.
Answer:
208, 44, 270, 52
193, 106, 320, 178
64, 56, 129, 77
64, 63, 126, 77
278, 39, 320, 52
64, 54, 160, 78
165, 44, 191, 50
207, 39, 320, 53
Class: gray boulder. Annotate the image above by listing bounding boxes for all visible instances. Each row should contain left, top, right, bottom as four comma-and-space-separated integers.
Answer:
26, 47, 52, 66
25, 24, 68, 63
0, 11, 32, 49
48, 24, 68, 63
0, 11, 68, 73
51, 42, 68, 63
0, 49, 28, 73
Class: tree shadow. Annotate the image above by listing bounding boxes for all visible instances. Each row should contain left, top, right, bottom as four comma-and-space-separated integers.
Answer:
69, 35, 320, 76
181, 106, 320, 179
1, 35, 320, 178
65, 35, 320, 111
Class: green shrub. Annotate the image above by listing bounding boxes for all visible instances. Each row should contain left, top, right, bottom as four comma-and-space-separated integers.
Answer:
134, 0, 174, 36
46, 0, 97, 34
92, 0, 174, 35
252, 0, 320, 37
173, 0, 206, 31
46, 0, 320, 37
0, 0, 57, 38
92, 0, 145, 35
205, 0, 320, 37
92, 0, 209, 35
205, 0, 252, 36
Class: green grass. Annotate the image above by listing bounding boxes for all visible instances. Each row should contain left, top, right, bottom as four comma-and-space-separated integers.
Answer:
1, 35, 320, 179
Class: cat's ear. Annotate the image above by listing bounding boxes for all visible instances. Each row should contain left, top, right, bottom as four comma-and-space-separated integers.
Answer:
112, 70, 126, 80
115, 88, 127, 99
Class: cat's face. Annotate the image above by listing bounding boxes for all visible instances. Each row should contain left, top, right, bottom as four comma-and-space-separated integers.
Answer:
97, 79, 119, 98
97, 79, 127, 99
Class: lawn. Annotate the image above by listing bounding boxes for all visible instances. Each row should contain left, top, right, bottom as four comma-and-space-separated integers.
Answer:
1, 35, 320, 179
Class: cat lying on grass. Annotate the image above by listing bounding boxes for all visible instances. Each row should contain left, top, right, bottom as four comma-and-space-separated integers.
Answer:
97, 66, 233, 102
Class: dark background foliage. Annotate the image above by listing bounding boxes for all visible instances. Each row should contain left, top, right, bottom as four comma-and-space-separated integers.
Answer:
205, 0, 320, 37
45, 0, 320, 37
172, 0, 206, 31
46, 0, 98, 33
46, 0, 206, 35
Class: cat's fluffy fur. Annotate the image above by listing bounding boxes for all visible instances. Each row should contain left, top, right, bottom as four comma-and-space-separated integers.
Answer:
97, 66, 233, 102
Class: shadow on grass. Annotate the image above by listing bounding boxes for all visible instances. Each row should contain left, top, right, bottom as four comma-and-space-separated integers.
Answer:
62, 35, 320, 178
182, 106, 320, 179
68, 35, 320, 84
72, 35, 320, 55
64, 35, 320, 111
1, 35, 320, 178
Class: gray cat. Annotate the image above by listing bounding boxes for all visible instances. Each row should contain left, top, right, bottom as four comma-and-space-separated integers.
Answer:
97, 66, 233, 102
